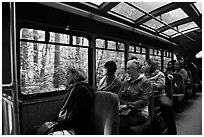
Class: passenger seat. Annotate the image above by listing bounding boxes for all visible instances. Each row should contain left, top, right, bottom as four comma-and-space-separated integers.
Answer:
92, 91, 119, 135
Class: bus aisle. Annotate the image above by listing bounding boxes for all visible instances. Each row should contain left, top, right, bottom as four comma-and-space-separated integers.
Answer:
174, 92, 202, 135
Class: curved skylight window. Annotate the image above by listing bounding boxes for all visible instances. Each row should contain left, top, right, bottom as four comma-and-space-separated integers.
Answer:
160, 8, 188, 24
161, 22, 198, 37
143, 18, 165, 29
194, 2, 202, 14
178, 21, 198, 32
67, 2, 201, 41
111, 2, 144, 20
162, 28, 178, 36
90, 2, 103, 6
130, 2, 170, 13
172, 27, 200, 38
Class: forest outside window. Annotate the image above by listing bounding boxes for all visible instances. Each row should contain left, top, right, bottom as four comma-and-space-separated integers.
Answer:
128, 44, 146, 64
20, 28, 89, 95
150, 48, 162, 70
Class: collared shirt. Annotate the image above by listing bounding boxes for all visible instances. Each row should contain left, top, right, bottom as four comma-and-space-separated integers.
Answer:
119, 74, 152, 118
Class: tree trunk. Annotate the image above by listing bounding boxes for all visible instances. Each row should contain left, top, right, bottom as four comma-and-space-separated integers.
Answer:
75, 36, 80, 63
21, 29, 28, 87
33, 30, 39, 82
40, 44, 48, 81
53, 33, 60, 88
96, 49, 104, 76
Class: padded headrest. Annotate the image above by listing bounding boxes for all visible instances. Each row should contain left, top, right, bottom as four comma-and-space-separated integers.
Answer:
93, 91, 119, 135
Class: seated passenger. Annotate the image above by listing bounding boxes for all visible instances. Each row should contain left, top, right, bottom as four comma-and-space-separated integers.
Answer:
120, 56, 138, 82
142, 59, 177, 135
165, 61, 174, 74
180, 56, 197, 71
118, 59, 152, 133
174, 60, 192, 99
98, 61, 122, 94
174, 61, 190, 83
37, 66, 95, 135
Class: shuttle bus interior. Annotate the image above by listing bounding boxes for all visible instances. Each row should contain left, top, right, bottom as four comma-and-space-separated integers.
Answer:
2, 2, 202, 135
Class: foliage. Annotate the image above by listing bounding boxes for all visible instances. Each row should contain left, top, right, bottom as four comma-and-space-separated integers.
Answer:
20, 28, 88, 94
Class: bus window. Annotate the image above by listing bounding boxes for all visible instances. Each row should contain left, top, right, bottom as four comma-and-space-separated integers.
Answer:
95, 38, 125, 85
20, 28, 89, 95
96, 39, 105, 48
129, 45, 134, 52
129, 53, 146, 63
164, 51, 172, 72
117, 42, 125, 51
108, 41, 116, 50
20, 28, 45, 41
73, 36, 89, 46
136, 46, 140, 53
49, 32, 70, 44
150, 48, 162, 70
129, 44, 146, 64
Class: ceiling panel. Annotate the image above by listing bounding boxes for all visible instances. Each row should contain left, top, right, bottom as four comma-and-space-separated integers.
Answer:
130, 2, 170, 13
111, 2, 144, 20
178, 21, 198, 32
143, 18, 165, 30
90, 2, 103, 6
160, 8, 188, 24
194, 2, 202, 14
162, 28, 178, 36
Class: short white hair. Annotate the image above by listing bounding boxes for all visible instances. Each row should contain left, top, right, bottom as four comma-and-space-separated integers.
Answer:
127, 59, 142, 70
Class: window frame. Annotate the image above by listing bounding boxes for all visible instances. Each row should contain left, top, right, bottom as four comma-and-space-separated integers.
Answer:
149, 48, 162, 70
163, 50, 173, 72
17, 23, 91, 100
95, 37, 126, 86
128, 43, 147, 65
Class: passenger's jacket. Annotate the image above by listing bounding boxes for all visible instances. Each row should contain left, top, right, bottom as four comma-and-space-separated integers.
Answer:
119, 74, 152, 118
174, 68, 190, 82
53, 82, 95, 135
98, 74, 122, 94
147, 69, 166, 98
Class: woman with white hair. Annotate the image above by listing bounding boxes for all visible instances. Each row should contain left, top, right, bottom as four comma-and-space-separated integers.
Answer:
37, 65, 95, 135
118, 59, 152, 134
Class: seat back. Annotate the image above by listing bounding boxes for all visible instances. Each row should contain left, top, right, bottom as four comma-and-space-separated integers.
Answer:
92, 91, 119, 135
189, 69, 200, 84
187, 71, 193, 82
148, 89, 154, 122
172, 73, 185, 94
164, 74, 173, 101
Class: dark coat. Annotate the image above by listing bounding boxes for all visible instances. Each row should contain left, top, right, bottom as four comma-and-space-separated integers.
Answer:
98, 74, 122, 94
53, 82, 95, 134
